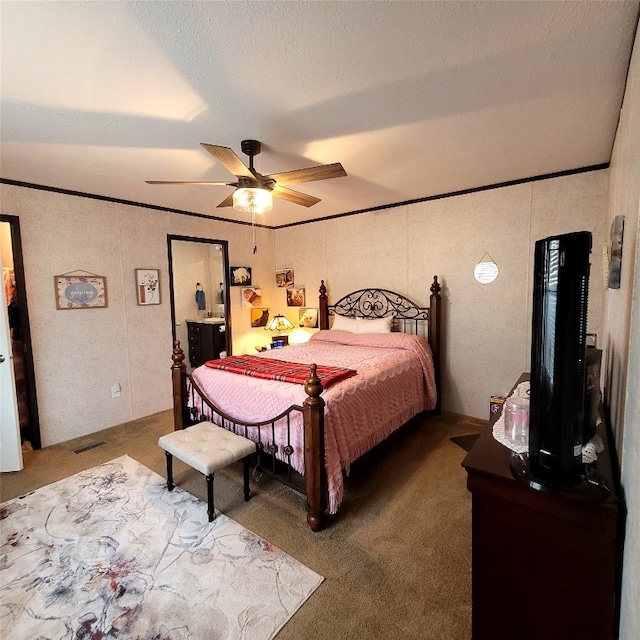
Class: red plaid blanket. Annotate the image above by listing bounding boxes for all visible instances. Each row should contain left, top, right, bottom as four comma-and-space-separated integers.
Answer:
205, 355, 356, 388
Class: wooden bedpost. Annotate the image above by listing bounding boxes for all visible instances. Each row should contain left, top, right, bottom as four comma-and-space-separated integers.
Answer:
171, 340, 188, 431
319, 280, 329, 330
429, 276, 442, 414
303, 363, 327, 532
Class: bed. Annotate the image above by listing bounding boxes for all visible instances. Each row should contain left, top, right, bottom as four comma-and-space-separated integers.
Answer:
171, 276, 442, 531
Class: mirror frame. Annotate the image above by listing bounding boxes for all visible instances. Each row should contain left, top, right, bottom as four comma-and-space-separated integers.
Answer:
167, 234, 232, 357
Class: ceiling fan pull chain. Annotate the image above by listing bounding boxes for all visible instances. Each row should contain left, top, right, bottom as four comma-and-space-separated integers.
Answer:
252, 209, 257, 254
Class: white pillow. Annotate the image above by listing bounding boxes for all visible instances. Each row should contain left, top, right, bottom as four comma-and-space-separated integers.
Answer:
331, 315, 359, 332
356, 316, 393, 334
330, 314, 393, 334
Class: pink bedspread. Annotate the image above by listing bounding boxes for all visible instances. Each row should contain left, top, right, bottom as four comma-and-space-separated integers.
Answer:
190, 330, 436, 513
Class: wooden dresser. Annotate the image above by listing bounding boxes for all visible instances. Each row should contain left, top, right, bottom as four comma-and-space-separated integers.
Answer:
462, 379, 625, 640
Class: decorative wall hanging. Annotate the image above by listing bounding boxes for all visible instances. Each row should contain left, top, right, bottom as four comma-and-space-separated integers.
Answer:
474, 252, 499, 284
136, 269, 160, 305
54, 271, 108, 310
241, 287, 262, 308
299, 308, 318, 328
276, 269, 294, 288
608, 215, 624, 289
251, 308, 270, 327
287, 288, 305, 307
230, 266, 252, 286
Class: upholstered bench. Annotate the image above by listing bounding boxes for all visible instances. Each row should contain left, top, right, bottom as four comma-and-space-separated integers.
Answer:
158, 422, 256, 522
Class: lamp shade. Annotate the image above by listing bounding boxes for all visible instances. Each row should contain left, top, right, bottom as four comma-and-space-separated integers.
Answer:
233, 187, 273, 213
265, 314, 294, 332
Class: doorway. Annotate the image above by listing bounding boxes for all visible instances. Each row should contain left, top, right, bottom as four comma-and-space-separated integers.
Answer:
1, 215, 41, 450
167, 235, 232, 368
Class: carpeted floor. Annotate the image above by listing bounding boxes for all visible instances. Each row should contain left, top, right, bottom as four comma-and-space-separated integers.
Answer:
1, 410, 487, 640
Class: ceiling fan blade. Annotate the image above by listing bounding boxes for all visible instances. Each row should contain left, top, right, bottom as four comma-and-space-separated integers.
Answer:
216, 193, 235, 208
266, 162, 346, 186
272, 186, 321, 207
145, 180, 237, 186
200, 143, 254, 179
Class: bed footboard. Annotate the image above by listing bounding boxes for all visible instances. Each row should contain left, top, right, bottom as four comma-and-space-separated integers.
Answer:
170, 341, 328, 531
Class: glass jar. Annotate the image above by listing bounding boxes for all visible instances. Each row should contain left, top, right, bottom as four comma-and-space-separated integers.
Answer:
504, 396, 530, 448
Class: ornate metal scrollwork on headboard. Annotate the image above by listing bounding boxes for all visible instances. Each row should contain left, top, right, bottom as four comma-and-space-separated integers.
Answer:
329, 289, 430, 335
330, 288, 429, 322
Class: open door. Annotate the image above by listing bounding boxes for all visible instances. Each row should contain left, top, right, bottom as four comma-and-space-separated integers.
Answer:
0, 226, 23, 471
1, 215, 41, 452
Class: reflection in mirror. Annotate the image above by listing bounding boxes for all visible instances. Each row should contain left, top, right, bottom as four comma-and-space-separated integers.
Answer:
168, 236, 231, 369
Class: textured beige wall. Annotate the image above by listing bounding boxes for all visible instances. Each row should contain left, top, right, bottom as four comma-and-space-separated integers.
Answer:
275, 170, 608, 419
1, 184, 276, 445
606, 24, 640, 640
0, 170, 610, 433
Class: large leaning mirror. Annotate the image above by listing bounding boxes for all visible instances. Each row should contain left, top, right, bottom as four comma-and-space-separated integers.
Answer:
168, 235, 232, 369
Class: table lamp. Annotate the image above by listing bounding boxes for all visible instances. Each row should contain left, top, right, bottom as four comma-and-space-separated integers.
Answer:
265, 314, 294, 347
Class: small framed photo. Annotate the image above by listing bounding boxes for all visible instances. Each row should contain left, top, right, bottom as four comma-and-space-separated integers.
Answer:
299, 308, 318, 328
231, 266, 252, 286
241, 287, 262, 308
276, 268, 294, 288
136, 269, 161, 305
608, 215, 624, 289
251, 308, 270, 327
287, 288, 305, 307
55, 274, 108, 310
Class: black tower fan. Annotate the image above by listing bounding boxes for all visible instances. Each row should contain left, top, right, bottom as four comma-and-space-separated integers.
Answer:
529, 231, 592, 486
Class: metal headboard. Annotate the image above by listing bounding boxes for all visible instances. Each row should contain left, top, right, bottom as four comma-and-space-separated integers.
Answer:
328, 288, 429, 335
318, 275, 441, 412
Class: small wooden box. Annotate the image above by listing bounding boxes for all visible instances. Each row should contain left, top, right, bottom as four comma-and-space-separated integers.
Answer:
489, 395, 505, 422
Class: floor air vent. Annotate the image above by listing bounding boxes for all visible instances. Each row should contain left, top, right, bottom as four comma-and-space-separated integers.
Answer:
73, 441, 107, 454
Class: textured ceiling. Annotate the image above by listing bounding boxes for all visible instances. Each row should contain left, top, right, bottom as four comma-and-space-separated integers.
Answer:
1, 1, 638, 227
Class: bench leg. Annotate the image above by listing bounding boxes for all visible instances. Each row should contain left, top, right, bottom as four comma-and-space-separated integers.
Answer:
165, 452, 175, 491
206, 473, 215, 522
243, 457, 251, 502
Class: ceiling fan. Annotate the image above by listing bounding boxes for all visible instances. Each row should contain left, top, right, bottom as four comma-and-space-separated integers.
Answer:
146, 139, 347, 211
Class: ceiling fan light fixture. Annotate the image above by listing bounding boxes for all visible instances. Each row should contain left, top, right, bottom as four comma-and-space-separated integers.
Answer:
233, 187, 273, 214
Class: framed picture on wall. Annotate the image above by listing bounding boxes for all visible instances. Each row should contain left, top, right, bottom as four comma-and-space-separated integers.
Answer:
230, 266, 252, 286
287, 288, 305, 307
241, 287, 262, 307
608, 215, 624, 289
54, 273, 108, 310
298, 308, 318, 328
251, 308, 270, 327
136, 269, 161, 305
276, 269, 294, 288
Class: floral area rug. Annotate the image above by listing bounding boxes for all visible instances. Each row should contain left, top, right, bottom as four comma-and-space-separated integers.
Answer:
0, 455, 323, 640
